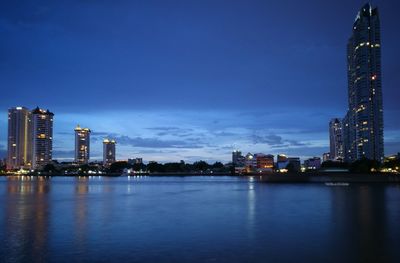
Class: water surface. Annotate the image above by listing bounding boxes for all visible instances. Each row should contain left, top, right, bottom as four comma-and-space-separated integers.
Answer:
0, 176, 399, 263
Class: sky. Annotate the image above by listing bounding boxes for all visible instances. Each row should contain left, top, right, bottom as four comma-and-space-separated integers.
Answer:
1, 0, 399, 163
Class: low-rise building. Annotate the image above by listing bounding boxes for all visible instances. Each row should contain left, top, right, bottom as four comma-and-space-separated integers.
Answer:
322, 153, 331, 162
255, 153, 274, 172
304, 157, 321, 170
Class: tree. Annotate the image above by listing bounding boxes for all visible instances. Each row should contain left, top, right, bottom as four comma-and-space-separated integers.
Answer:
321, 161, 349, 169
42, 163, 58, 174
109, 161, 130, 173
147, 162, 164, 173
193, 161, 209, 171
350, 158, 380, 173
212, 162, 224, 169
286, 163, 299, 173
132, 163, 146, 172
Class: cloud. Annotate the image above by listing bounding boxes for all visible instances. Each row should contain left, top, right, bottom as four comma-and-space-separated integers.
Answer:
145, 127, 195, 137
91, 131, 112, 136
252, 134, 284, 146
212, 131, 238, 137
285, 140, 309, 147
280, 146, 328, 159
111, 135, 204, 149
251, 134, 309, 148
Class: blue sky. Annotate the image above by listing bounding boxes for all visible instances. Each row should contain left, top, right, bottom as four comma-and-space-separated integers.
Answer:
1, 0, 399, 163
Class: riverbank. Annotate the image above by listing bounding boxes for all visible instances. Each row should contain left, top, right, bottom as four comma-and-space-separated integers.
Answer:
255, 173, 400, 183
1, 172, 399, 183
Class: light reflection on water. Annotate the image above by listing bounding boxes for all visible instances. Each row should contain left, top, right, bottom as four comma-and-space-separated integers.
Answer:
0, 176, 400, 263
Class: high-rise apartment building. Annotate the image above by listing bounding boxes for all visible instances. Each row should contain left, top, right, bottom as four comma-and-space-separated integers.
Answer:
31, 107, 54, 169
329, 118, 344, 161
74, 125, 91, 164
232, 150, 245, 166
6, 107, 32, 170
103, 138, 116, 167
344, 3, 384, 162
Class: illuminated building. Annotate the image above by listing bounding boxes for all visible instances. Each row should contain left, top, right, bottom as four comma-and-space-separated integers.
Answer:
74, 125, 91, 164
329, 118, 344, 161
276, 154, 288, 170
31, 107, 54, 169
103, 138, 116, 167
254, 153, 274, 170
322, 153, 331, 162
6, 107, 32, 170
128, 158, 143, 165
277, 156, 301, 172
344, 3, 384, 162
244, 153, 257, 172
277, 154, 288, 162
304, 157, 321, 170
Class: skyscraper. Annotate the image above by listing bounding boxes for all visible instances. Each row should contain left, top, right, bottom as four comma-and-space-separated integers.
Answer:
344, 3, 384, 162
74, 125, 91, 164
31, 107, 54, 169
232, 150, 242, 165
103, 139, 116, 167
6, 107, 32, 170
329, 118, 344, 161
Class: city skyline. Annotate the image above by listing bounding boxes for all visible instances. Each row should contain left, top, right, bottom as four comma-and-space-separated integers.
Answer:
1, 1, 400, 163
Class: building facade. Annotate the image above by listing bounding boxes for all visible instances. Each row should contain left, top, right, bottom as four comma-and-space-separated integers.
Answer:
31, 107, 54, 169
322, 153, 331, 162
232, 150, 245, 167
304, 157, 321, 170
75, 125, 91, 164
344, 3, 384, 162
103, 139, 116, 167
329, 118, 344, 161
255, 153, 274, 170
6, 107, 32, 170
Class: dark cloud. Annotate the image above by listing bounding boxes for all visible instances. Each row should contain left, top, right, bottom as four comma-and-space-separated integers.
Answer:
91, 131, 114, 136
251, 134, 309, 149
252, 134, 284, 146
212, 131, 238, 137
112, 135, 204, 149
280, 146, 329, 158
146, 127, 195, 137
285, 140, 309, 147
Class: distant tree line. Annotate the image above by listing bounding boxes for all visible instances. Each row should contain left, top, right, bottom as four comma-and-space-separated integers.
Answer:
3, 156, 399, 175
109, 160, 228, 174
322, 157, 399, 173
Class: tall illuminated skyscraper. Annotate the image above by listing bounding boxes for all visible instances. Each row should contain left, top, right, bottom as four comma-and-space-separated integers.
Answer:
31, 107, 54, 169
6, 107, 32, 170
103, 139, 116, 167
329, 118, 344, 161
344, 3, 384, 162
75, 125, 91, 164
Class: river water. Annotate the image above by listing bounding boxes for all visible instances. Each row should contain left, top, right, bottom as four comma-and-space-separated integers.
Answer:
0, 176, 399, 262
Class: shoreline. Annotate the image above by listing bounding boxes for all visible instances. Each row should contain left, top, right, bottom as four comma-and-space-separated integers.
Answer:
0, 172, 399, 183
